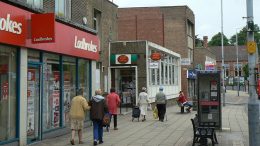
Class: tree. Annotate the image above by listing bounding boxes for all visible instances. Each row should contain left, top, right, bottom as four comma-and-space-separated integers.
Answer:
230, 24, 260, 46
195, 35, 203, 47
208, 32, 229, 46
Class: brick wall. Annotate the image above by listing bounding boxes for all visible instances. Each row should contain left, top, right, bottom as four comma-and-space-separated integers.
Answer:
118, 6, 195, 96
93, 0, 118, 90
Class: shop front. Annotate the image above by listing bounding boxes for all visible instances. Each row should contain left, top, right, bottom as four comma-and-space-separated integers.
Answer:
109, 41, 181, 114
0, 1, 99, 145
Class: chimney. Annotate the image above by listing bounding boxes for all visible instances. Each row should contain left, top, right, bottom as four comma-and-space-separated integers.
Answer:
203, 36, 208, 48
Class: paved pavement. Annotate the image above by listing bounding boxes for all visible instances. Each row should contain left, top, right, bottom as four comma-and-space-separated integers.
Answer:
31, 90, 253, 146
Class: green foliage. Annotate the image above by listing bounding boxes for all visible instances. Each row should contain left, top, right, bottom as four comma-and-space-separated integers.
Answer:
195, 37, 203, 47
243, 64, 249, 80
230, 24, 260, 46
208, 32, 229, 46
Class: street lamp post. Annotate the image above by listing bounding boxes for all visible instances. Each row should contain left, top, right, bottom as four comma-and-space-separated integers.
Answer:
221, 0, 225, 106
236, 29, 239, 96
246, 0, 260, 145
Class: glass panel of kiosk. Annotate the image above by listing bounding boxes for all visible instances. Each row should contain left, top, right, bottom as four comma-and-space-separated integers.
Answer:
197, 70, 221, 129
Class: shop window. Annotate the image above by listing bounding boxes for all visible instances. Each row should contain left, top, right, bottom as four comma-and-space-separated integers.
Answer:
63, 56, 76, 127
78, 59, 90, 121
169, 65, 172, 85
55, 0, 71, 20
27, 0, 43, 9
161, 61, 164, 85
42, 53, 61, 132
28, 50, 40, 62
0, 46, 17, 141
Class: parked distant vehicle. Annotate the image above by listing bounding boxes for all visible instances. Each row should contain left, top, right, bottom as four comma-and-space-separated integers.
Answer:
257, 79, 260, 99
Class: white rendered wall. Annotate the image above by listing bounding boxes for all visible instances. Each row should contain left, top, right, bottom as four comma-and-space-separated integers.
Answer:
19, 48, 27, 146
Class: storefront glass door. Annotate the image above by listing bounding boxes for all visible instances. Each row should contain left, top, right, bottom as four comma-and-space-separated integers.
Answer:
111, 67, 137, 114
27, 64, 41, 143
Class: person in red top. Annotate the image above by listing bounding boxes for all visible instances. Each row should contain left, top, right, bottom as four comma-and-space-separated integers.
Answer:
106, 88, 121, 130
178, 91, 193, 112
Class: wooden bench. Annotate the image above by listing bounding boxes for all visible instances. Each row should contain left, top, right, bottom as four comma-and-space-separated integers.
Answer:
191, 117, 218, 146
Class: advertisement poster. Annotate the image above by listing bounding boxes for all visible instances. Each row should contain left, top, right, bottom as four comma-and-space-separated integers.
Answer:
27, 69, 36, 135
1, 82, 8, 100
64, 80, 71, 124
52, 90, 60, 127
210, 81, 217, 90
53, 71, 60, 90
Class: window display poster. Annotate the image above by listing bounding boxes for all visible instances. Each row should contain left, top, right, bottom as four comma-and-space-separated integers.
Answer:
52, 90, 60, 127
64, 81, 71, 124
27, 80, 35, 136
1, 81, 8, 100
53, 71, 60, 90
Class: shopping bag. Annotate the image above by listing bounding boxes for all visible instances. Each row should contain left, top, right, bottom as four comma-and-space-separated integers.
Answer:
102, 113, 111, 126
153, 106, 158, 119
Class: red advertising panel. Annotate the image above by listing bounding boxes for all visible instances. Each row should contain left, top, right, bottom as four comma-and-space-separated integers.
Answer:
0, 2, 26, 46
31, 13, 55, 43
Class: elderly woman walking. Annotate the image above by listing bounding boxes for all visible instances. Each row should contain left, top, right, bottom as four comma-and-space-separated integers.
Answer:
138, 87, 149, 122
69, 88, 90, 145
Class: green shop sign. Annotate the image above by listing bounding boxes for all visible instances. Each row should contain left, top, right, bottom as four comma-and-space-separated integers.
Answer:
110, 54, 138, 65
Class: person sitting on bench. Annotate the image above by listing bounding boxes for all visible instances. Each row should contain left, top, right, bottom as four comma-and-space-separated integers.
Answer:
178, 91, 193, 112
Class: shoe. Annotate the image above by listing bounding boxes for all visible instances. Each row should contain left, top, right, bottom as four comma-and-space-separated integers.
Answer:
142, 119, 145, 122
70, 139, 75, 145
79, 141, 84, 144
94, 141, 98, 145
114, 127, 118, 130
186, 108, 190, 113
99, 140, 104, 144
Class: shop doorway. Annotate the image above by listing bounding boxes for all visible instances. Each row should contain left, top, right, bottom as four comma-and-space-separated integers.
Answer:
109, 67, 138, 114
27, 64, 42, 143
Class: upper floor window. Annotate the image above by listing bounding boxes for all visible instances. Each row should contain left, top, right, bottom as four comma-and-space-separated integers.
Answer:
187, 21, 194, 49
94, 9, 101, 31
55, 0, 71, 20
27, 0, 43, 9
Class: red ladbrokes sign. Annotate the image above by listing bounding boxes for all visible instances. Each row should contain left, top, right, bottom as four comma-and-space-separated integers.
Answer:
0, 2, 26, 46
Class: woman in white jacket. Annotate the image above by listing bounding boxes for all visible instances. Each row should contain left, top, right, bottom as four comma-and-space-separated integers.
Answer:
138, 87, 149, 122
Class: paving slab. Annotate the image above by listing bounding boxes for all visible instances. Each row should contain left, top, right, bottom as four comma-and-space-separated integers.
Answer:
31, 90, 250, 146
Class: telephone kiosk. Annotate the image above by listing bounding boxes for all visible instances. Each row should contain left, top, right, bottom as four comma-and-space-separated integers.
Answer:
197, 70, 222, 129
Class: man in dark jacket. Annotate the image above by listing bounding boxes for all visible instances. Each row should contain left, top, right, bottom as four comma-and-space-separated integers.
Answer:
89, 89, 108, 145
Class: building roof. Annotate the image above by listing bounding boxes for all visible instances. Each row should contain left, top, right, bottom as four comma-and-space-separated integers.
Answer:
210, 46, 248, 62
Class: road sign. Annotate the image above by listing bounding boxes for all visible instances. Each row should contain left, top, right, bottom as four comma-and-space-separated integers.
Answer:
247, 41, 256, 54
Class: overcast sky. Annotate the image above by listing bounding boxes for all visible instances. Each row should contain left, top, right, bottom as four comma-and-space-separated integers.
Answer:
113, 0, 260, 40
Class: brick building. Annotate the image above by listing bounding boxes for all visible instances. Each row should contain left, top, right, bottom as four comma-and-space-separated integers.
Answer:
194, 36, 217, 70
211, 46, 247, 77
117, 6, 195, 97
0, 0, 117, 145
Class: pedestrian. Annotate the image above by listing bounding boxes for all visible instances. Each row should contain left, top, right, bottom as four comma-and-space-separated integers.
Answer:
106, 88, 121, 130
69, 88, 90, 145
178, 91, 193, 112
138, 87, 149, 122
155, 86, 167, 122
89, 89, 108, 145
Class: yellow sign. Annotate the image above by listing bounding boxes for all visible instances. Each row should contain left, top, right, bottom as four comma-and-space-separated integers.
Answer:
247, 41, 256, 54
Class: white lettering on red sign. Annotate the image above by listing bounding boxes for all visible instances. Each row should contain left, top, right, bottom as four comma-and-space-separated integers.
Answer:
33, 37, 53, 42
0, 14, 22, 34
74, 36, 97, 53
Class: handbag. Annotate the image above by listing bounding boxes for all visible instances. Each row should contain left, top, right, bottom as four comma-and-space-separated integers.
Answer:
102, 113, 111, 126
153, 106, 158, 119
